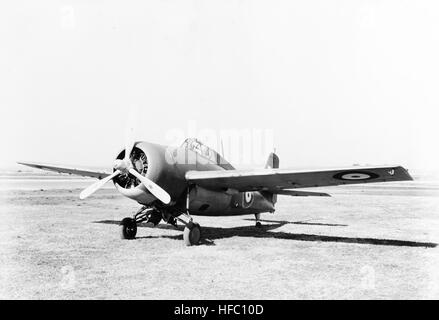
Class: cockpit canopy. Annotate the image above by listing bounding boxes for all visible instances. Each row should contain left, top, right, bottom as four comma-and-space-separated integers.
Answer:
182, 138, 235, 170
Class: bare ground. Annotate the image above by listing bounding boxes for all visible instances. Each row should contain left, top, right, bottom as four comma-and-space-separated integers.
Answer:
1, 181, 438, 300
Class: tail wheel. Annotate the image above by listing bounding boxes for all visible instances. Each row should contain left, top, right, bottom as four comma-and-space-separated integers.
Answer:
183, 222, 201, 246
120, 217, 137, 240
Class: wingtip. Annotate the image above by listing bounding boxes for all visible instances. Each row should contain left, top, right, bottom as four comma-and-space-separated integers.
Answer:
16, 161, 36, 168
401, 166, 415, 181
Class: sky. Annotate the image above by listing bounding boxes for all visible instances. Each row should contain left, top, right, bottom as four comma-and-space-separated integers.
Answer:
1, 0, 438, 173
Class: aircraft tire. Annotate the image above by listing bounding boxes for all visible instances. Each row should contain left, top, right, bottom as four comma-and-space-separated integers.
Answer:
120, 217, 137, 240
183, 223, 201, 246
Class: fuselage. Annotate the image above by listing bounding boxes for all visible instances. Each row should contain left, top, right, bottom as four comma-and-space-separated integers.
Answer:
114, 140, 275, 217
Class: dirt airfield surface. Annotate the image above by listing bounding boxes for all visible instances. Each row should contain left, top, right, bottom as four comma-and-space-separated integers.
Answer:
1, 177, 439, 299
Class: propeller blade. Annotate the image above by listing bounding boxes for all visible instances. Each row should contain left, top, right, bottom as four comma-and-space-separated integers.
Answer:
124, 105, 139, 162
124, 126, 135, 162
79, 170, 121, 200
128, 169, 171, 204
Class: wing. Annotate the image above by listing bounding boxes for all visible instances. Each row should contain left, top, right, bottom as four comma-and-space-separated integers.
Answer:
18, 162, 112, 180
186, 165, 413, 192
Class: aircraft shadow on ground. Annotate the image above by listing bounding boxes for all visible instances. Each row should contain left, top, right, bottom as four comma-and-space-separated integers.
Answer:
94, 220, 437, 248
243, 218, 349, 227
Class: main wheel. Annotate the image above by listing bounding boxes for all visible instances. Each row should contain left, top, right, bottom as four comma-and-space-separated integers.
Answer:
183, 222, 201, 246
120, 217, 137, 240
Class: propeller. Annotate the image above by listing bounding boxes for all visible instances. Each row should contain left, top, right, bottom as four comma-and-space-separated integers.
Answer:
128, 169, 171, 204
123, 104, 138, 163
124, 126, 135, 164
79, 106, 172, 204
79, 170, 121, 200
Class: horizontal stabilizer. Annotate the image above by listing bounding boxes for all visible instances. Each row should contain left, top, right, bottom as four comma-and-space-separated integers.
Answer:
274, 190, 331, 197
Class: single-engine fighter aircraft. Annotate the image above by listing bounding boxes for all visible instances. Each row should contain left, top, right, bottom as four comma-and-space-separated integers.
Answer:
19, 137, 413, 246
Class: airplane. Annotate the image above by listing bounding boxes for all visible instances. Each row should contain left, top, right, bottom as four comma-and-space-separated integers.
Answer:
18, 136, 413, 246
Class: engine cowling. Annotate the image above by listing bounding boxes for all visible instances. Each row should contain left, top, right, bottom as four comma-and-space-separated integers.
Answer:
113, 142, 186, 205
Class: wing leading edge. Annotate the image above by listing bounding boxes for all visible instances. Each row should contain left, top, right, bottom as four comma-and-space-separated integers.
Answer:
185, 165, 413, 192
17, 162, 112, 180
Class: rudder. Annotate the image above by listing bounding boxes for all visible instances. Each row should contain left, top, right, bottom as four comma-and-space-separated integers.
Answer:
263, 152, 280, 205
265, 152, 280, 169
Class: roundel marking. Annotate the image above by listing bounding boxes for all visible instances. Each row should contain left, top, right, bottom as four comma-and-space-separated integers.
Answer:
333, 171, 379, 181
341, 173, 371, 180
243, 192, 254, 207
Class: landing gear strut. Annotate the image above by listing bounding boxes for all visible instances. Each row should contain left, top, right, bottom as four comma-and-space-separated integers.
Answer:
255, 213, 262, 228
179, 187, 202, 246
120, 186, 202, 246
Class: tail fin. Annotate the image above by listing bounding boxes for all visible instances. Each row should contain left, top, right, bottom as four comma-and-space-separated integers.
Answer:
263, 153, 280, 206
265, 152, 280, 169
